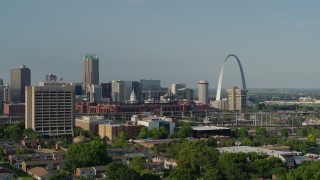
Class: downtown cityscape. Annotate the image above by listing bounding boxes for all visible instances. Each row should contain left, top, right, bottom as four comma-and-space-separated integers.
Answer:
1, 1, 320, 180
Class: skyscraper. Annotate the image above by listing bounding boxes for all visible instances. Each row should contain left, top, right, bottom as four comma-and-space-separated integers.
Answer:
198, 80, 209, 104
83, 54, 99, 95
25, 85, 75, 136
11, 65, 31, 103
226, 86, 247, 113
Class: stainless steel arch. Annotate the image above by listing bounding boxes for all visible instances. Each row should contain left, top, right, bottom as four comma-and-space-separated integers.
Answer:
216, 54, 247, 100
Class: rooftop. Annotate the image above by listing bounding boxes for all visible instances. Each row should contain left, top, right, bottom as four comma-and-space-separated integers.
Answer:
192, 126, 230, 131
28, 167, 49, 177
218, 146, 291, 156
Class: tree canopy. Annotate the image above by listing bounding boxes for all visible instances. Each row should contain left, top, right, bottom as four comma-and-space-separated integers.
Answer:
65, 139, 111, 172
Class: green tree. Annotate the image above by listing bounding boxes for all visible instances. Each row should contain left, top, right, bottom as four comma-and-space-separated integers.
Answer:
16, 147, 35, 155
140, 170, 161, 180
159, 126, 169, 139
281, 161, 320, 180
23, 129, 41, 139
164, 166, 192, 180
4, 124, 23, 141
106, 162, 140, 180
207, 137, 217, 147
176, 141, 220, 178
137, 127, 149, 139
177, 123, 193, 138
280, 128, 288, 138
150, 128, 161, 139
256, 127, 267, 137
112, 132, 129, 148
129, 156, 146, 174
65, 140, 111, 172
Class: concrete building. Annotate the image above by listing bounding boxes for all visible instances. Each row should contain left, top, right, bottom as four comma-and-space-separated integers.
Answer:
176, 88, 193, 101
111, 81, 140, 103
0, 84, 10, 112
11, 65, 31, 103
139, 79, 161, 102
135, 117, 175, 135
98, 124, 143, 140
87, 84, 102, 103
226, 86, 247, 112
211, 99, 228, 110
101, 82, 112, 99
171, 83, 186, 95
192, 126, 231, 138
198, 80, 209, 104
25, 85, 75, 136
75, 116, 113, 135
38, 74, 66, 87
3, 103, 25, 116
111, 80, 125, 102
83, 54, 99, 95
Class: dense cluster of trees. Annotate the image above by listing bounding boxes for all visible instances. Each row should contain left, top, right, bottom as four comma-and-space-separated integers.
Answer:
64, 140, 112, 172
137, 126, 169, 140
151, 139, 287, 180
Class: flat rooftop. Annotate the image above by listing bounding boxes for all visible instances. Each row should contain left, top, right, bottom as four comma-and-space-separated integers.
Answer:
192, 126, 230, 131
218, 146, 291, 156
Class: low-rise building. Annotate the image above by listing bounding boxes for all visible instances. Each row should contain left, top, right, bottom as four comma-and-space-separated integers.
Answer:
75, 167, 95, 179
27, 167, 51, 180
98, 124, 143, 141
3, 103, 25, 116
135, 116, 175, 135
74, 165, 107, 179
0, 166, 12, 180
218, 146, 298, 168
192, 126, 231, 138
21, 160, 64, 172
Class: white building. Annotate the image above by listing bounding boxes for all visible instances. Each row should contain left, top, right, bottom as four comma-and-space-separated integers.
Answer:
136, 117, 175, 135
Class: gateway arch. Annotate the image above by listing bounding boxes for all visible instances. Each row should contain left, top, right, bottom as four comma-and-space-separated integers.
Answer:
216, 54, 247, 100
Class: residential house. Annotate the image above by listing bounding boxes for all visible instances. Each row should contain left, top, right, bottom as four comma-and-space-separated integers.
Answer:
27, 167, 51, 180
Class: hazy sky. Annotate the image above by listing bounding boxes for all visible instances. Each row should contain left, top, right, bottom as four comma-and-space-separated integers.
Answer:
1, 0, 319, 88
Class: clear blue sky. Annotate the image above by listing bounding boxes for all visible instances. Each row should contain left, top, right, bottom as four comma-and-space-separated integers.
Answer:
1, 0, 319, 88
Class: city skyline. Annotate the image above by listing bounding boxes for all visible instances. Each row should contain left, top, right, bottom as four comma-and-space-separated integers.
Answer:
1, 1, 320, 88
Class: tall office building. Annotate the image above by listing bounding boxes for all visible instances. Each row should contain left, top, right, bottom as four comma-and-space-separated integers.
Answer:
83, 54, 99, 95
198, 80, 209, 104
111, 81, 140, 103
226, 86, 247, 113
25, 85, 75, 136
87, 84, 102, 103
111, 80, 125, 102
0, 79, 3, 86
101, 82, 112, 99
11, 65, 31, 103
139, 79, 161, 102
171, 83, 186, 95
176, 88, 194, 101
